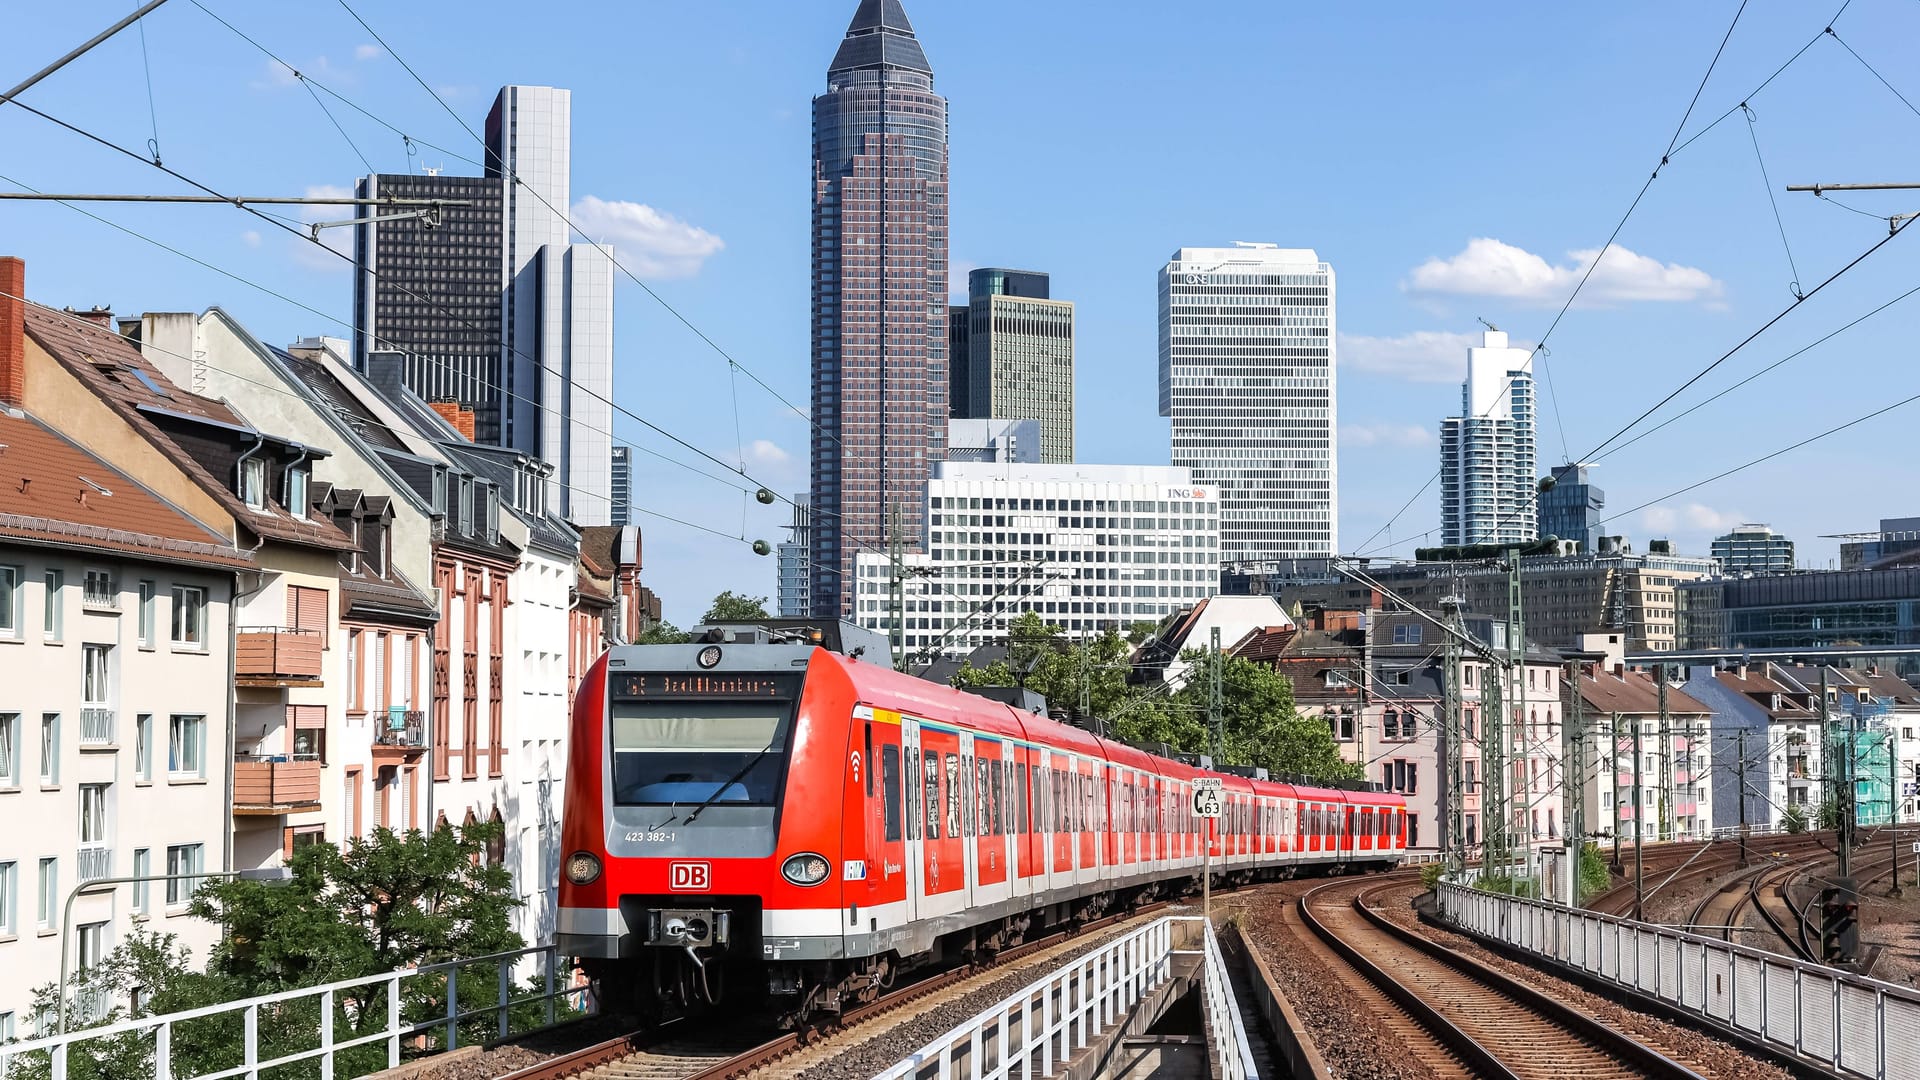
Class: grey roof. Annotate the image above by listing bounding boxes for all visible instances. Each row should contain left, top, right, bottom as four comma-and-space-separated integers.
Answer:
438, 440, 580, 558
274, 347, 408, 454
830, 0, 930, 75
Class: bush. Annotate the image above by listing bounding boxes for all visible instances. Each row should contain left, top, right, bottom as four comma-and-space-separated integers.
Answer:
1474, 873, 1541, 898
1420, 862, 1447, 891
1782, 802, 1808, 835
1578, 841, 1611, 903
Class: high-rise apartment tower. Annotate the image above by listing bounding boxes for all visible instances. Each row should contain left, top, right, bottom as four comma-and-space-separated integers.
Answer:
1159, 244, 1337, 562
1439, 329, 1536, 547
808, 0, 949, 617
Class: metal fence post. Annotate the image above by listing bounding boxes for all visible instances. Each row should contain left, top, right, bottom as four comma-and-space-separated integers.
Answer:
155, 1023, 170, 1080
244, 1002, 259, 1080
446, 965, 459, 1051
499, 957, 512, 1041
388, 972, 403, 1068
320, 989, 335, 1080
544, 948, 557, 1028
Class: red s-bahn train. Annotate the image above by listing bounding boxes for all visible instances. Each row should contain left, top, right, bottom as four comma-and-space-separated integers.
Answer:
557, 628, 1406, 1023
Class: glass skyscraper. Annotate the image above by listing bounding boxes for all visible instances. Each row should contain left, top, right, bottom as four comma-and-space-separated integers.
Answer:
809, 0, 950, 618
1439, 329, 1536, 547
1158, 244, 1337, 563
1537, 462, 1604, 551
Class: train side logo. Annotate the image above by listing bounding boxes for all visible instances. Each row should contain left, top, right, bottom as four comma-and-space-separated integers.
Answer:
669, 862, 711, 891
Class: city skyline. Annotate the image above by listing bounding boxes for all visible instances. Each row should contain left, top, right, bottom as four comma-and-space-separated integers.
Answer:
6, 2, 1920, 621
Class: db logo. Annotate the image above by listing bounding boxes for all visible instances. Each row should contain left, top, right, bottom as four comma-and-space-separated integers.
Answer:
668, 862, 711, 891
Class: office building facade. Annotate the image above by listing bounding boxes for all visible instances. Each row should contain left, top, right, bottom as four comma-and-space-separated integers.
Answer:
1678, 567, 1920, 673
354, 86, 615, 525
809, 0, 950, 618
1710, 524, 1795, 575
852, 464, 1219, 655
952, 268, 1074, 463
1439, 330, 1535, 547
1538, 462, 1604, 551
777, 494, 813, 618
1838, 516, 1920, 570
1158, 244, 1336, 563
946, 418, 1041, 464
610, 446, 632, 527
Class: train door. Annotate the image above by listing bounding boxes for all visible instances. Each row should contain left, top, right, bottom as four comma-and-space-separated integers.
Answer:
1076, 759, 1098, 887
972, 736, 1011, 908
902, 718, 923, 926
1015, 743, 1038, 885
1050, 752, 1075, 877
856, 713, 909, 930
958, 732, 979, 913
918, 725, 967, 917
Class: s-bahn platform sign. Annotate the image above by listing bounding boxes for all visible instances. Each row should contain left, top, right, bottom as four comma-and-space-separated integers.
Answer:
1192, 777, 1223, 819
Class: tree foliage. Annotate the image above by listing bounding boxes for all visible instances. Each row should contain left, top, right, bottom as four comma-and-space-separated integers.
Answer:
634, 619, 693, 644
950, 614, 1360, 783
16, 822, 550, 1080
702, 591, 770, 622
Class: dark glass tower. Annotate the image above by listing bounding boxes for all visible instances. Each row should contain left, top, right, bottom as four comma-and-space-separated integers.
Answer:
809, 0, 949, 618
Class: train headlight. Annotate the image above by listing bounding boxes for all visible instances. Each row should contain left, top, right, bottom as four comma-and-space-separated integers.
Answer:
781, 852, 831, 887
565, 851, 602, 885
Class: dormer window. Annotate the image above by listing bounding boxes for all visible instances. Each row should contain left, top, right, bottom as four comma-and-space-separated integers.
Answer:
485, 484, 500, 543
457, 477, 473, 537
286, 466, 309, 517
432, 469, 448, 516
240, 457, 268, 508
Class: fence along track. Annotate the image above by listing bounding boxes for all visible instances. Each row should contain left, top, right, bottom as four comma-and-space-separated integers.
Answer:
1300, 878, 1710, 1080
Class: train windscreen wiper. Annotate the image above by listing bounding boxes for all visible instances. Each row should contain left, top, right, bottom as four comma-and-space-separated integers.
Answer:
680, 740, 780, 827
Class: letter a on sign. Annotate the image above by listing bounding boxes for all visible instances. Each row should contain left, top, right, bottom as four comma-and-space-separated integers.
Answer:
1193, 778, 1223, 819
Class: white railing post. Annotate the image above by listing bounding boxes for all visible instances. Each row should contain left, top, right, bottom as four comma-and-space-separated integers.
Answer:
1021, 994, 1034, 1080
154, 1022, 170, 1080
320, 988, 335, 1080
967, 1025, 982, 1080
244, 1002, 259, 1080
388, 970, 403, 1068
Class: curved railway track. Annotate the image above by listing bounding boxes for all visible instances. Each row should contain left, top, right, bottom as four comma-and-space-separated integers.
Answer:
1297, 877, 1711, 1079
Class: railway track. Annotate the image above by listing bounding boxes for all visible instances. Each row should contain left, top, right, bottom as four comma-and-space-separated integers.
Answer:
498, 898, 1186, 1080
1297, 877, 1712, 1079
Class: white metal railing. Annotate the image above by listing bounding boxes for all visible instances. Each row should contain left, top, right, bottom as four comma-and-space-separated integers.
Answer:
1199, 920, 1260, 1080
76, 846, 112, 884
80, 708, 115, 744
874, 917, 1226, 1080
1436, 881, 1920, 1079
0, 944, 578, 1080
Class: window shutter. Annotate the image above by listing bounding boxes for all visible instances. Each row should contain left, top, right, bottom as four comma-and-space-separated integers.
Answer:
287, 586, 329, 647
287, 705, 327, 730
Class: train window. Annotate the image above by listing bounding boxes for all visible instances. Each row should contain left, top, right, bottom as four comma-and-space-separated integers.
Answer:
923, 749, 941, 840
1018, 762, 1029, 835
610, 700, 792, 806
906, 741, 919, 841
945, 753, 963, 839
882, 745, 901, 842
864, 723, 874, 798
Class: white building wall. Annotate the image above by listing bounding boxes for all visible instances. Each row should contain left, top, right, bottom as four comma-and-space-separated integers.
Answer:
0, 550, 232, 1030
852, 464, 1220, 656
1158, 244, 1336, 562
510, 547, 572, 948
561, 244, 614, 526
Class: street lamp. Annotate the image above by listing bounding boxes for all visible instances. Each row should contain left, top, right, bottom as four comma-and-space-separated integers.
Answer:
58, 867, 292, 1034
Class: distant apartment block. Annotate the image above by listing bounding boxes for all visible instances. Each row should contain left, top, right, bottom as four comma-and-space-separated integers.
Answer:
1439, 330, 1535, 547
1710, 524, 1795, 575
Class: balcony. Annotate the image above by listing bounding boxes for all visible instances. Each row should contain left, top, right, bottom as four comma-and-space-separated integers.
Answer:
373, 708, 427, 757
77, 845, 112, 883
232, 756, 321, 815
79, 707, 115, 745
235, 627, 323, 686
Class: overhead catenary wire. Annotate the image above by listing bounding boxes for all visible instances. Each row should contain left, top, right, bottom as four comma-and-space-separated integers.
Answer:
1741, 104, 1802, 298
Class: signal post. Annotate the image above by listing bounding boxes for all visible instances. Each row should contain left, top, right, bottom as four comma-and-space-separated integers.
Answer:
1194, 777, 1223, 924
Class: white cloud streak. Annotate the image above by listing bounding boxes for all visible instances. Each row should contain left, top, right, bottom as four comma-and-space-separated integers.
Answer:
1406, 237, 1723, 305
1341, 423, 1434, 448
1642, 502, 1745, 534
1339, 330, 1502, 383
747, 438, 789, 465
569, 196, 723, 279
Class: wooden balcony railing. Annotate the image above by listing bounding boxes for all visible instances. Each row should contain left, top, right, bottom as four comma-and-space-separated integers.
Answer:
236, 627, 323, 684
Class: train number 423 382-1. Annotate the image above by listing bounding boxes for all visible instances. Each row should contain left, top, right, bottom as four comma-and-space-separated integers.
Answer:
624, 831, 677, 843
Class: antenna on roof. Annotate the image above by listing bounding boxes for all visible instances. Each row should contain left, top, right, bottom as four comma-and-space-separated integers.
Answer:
1477, 316, 1499, 333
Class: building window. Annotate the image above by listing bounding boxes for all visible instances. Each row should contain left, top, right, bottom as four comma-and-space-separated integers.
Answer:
170, 586, 206, 648
40, 713, 59, 785
131, 848, 150, 914
37, 857, 56, 929
240, 457, 268, 508
0, 713, 16, 788
286, 466, 309, 517
165, 844, 203, 906
137, 581, 156, 646
168, 715, 205, 777
0, 565, 19, 636
82, 643, 112, 713
0, 861, 14, 935
82, 569, 115, 609
1392, 623, 1422, 645
135, 714, 153, 781
44, 569, 63, 639
287, 585, 328, 648
1407, 814, 1419, 848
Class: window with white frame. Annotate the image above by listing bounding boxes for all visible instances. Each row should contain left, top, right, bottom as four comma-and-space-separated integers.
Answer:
43, 569, 63, 639
39, 713, 58, 785
0, 713, 16, 787
0, 565, 18, 636
83, 643, 112, 706
170, 586, 205, 648
0, 860, 14, 936
37, 857, 56, 928
165, 844, 202, 906
240, 457, 268, 508
82, 569, 115, 608
137, 581, 156, 646
168, 715, 205, 777
132, 848, 149, 914
0, 1011, 14, 1042
135, 714, 153, 781
80, 784, 109, 846
286, 465, 309, 517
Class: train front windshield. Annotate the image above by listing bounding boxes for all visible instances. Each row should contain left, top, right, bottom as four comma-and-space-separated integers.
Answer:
610, 700, 794, 806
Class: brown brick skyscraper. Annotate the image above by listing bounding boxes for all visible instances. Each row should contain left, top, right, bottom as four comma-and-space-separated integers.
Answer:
809, 0, 949, 619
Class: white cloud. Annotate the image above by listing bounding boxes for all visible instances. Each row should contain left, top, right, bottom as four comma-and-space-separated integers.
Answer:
288, 185, 353, 272
1341, 423, 1433, 448
1339, 330, 1503, 383
747, 439, 789, 465
241, 230, 262, 248
569, 196, 723, 279
949, 260, 978, 302
1405, 237, 1723, 305
1642, 502, 1745, 534
354, 43, 383, 61
250, 55, 345, 91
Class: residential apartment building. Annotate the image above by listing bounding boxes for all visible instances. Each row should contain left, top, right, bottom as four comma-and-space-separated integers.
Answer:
950, 269, 1074, 463
853, 463, 1220, 656
1538, 462, 1604, 551
809, 0, 950, 618
1439, 329, 1535, 547
1159, 243, 1336, 563
1710, 524, 1795, 575
1567, 662, 1715, 843
1681, 663, 1823, 831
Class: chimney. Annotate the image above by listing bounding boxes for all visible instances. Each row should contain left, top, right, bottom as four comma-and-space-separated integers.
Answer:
0, 257, 23, 405
429, 400, 475, 441
1612, 661, 1626, 678
364, 349, 407, 401
67, 305, 113, 327
137, 312, 201, 390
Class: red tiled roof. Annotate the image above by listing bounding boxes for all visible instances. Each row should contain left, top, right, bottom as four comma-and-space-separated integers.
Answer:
24, 305, 356, 552
1575, 668, 1712, 716
0, 409, 252, 568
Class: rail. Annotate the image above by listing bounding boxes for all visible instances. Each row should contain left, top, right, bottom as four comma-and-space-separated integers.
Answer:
0, 943, 577, 1080
873, 916, 1252, 1080
1436, 880, 1920, 1079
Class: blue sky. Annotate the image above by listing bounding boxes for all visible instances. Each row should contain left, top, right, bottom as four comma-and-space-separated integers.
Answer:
5, 1, 1919, 623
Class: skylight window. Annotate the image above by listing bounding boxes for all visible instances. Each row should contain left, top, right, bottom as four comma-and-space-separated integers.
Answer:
130, 369, 173, 399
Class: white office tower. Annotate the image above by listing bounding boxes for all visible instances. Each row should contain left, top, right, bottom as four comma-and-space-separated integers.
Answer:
852, 463, 1220, 656
777, 493, 812, 618
1439, 329, 1536, 546
1158, 244, 1336, 563
490, 86, 615, 525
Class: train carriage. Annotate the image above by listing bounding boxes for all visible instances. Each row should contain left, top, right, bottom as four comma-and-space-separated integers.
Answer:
558, 632, 1405, 1023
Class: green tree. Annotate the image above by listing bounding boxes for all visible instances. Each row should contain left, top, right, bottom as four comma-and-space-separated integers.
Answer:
1782, 801, 1809, 834
1173, 653, 1362, 782
702, 591, 770, 622
634, 619, 693, 644
1815, 793, 1841, 832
